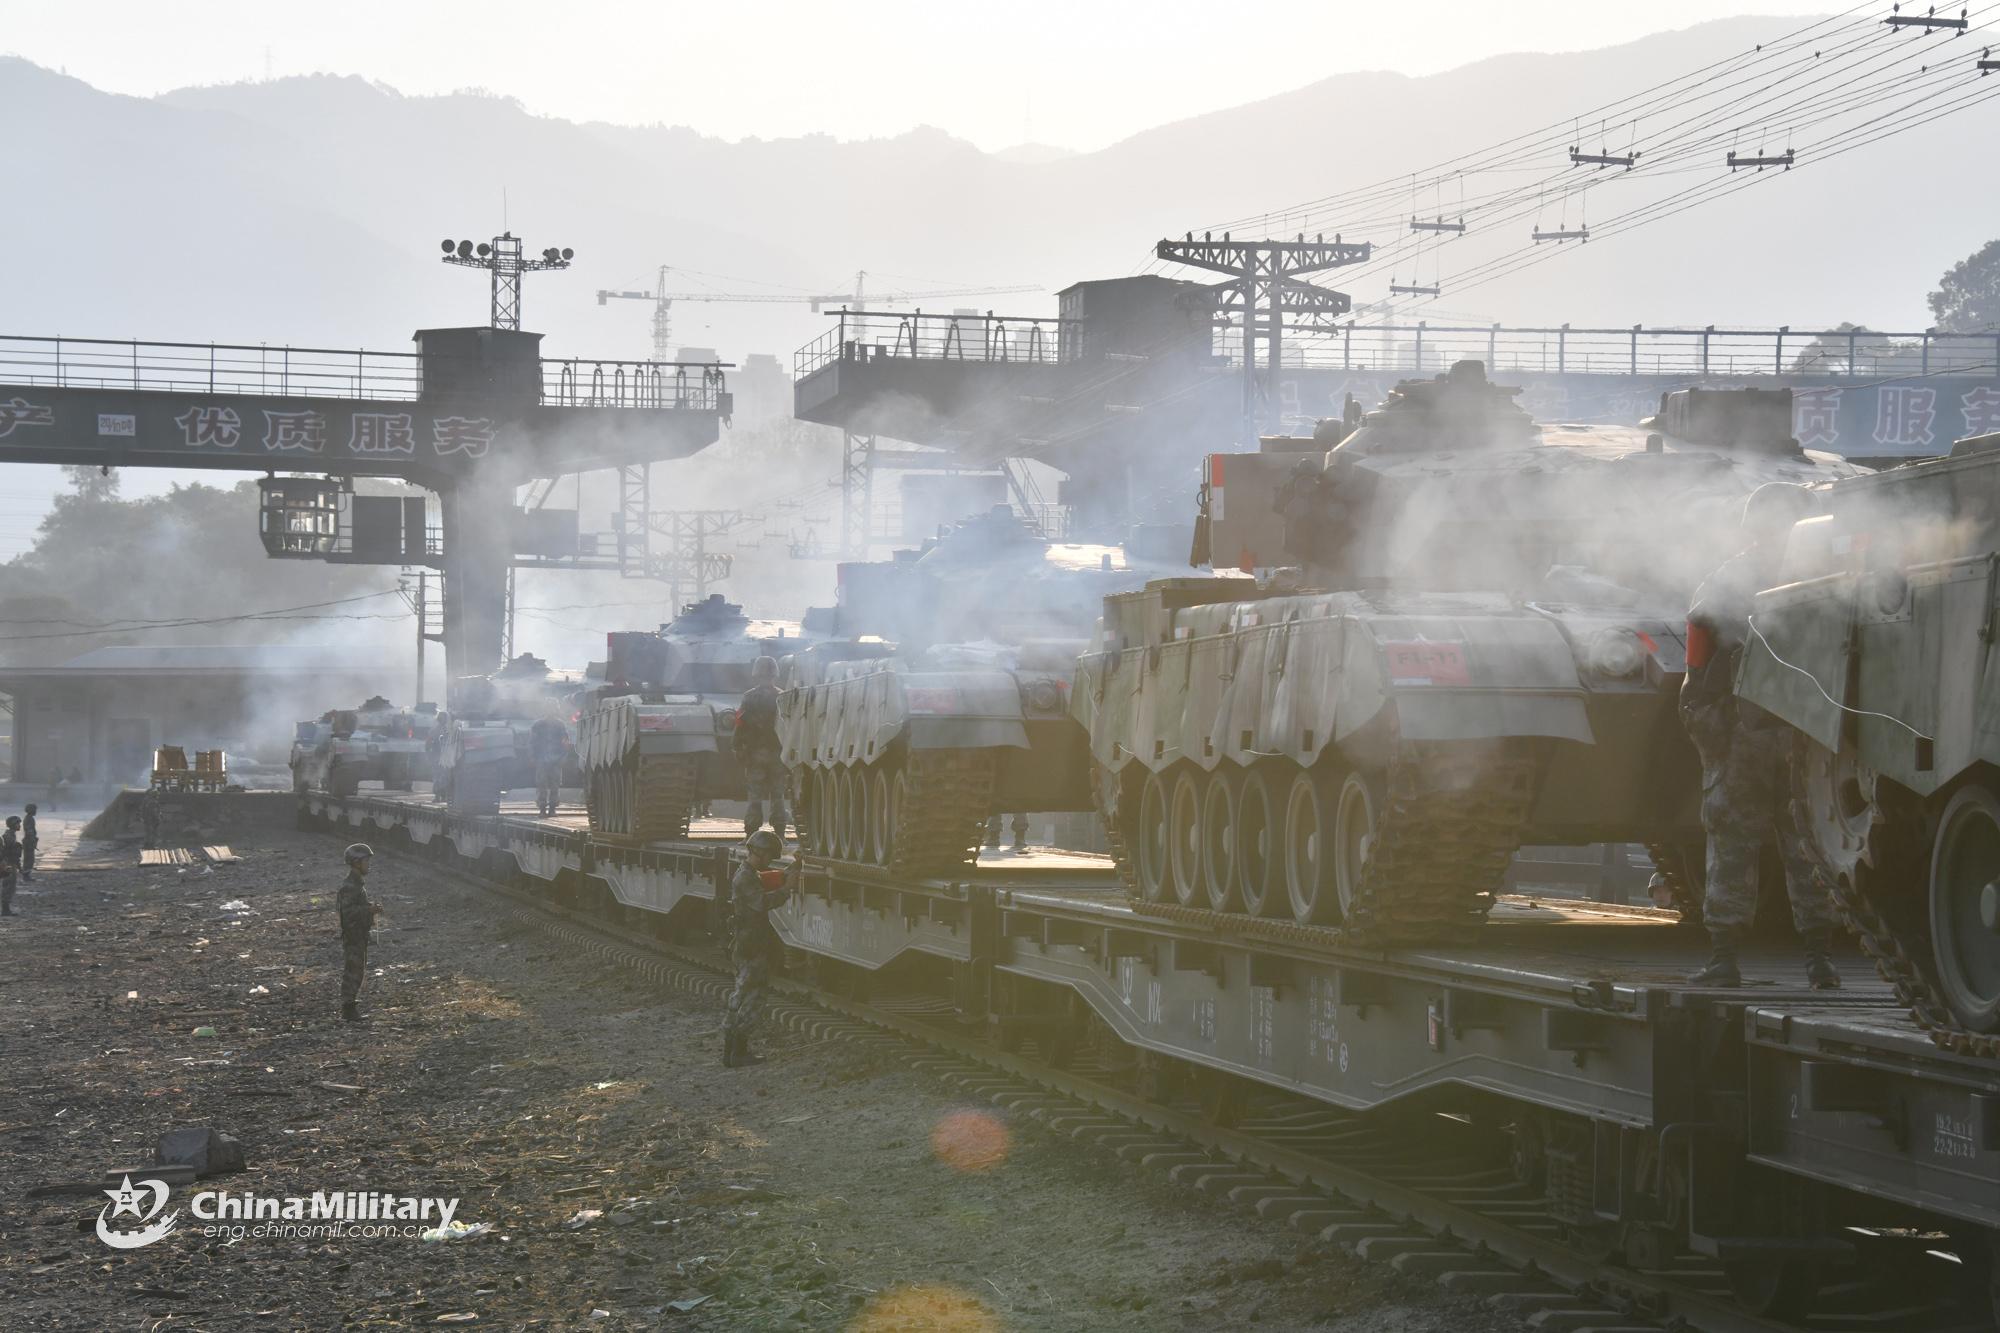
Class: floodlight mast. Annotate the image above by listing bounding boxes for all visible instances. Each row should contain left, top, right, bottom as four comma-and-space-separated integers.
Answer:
440, 232, 576, 330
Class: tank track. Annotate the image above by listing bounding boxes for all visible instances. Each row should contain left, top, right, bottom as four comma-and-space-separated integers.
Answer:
632, 754, 698, 843
1338, 740, 1541, 944
1797, 807, 2000, 1060
884, 751, 992, 878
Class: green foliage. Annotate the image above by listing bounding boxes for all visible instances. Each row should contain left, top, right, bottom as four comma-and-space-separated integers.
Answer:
0, 477, 397, 666
1928, 240, 2000, 334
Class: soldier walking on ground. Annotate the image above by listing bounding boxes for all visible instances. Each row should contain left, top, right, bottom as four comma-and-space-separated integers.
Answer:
529, 708, 568, 818
722, 829, 796, 1067
337, 842, 382, 1022
1681, 482, 1840, 990
0, 815, 21, 916
21, 803, 39, 883
734, 655, 787, 842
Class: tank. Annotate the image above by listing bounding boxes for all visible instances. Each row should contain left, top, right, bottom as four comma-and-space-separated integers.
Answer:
778, 505, 1188, 874
432, 655, 577, 811
576, 594, 809, 841
1734, 433, 2000, 1045
292, 697, 436, 796
1075, 362, 1866, 939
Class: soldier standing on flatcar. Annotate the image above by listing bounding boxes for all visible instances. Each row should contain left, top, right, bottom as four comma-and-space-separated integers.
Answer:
1681, 483, 1840, 990
734, 656, 787, 842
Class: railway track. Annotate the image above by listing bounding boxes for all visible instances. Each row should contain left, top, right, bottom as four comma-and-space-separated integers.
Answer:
331, 810, 1994, 1333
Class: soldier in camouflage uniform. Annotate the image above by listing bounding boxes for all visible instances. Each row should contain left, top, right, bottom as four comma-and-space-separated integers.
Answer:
0, 815, 20, 916
734, 655, 787, 842
336, 842, 382, 1022
1681, 482, 1840, 989
722, 828, 795, 1067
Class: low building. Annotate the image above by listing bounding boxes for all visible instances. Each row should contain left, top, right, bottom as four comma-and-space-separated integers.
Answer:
0, 645, 396, 786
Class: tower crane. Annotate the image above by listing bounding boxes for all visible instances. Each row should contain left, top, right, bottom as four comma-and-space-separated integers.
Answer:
596, 265, 1039, 362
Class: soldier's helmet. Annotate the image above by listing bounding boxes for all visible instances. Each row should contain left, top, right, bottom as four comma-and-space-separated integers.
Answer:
24, 803, 35, 814
344, 842, 375, 864
1740, 482, 1813, 542
5, 816, 17, 829
744, 829, 783, 856
751, 655, 778, 685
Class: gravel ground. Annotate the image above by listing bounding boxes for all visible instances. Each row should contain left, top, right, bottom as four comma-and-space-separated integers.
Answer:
0, 793, 1519, 1331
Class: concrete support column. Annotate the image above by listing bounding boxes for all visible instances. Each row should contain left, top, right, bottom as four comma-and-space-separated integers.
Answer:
439, 470, 516, 689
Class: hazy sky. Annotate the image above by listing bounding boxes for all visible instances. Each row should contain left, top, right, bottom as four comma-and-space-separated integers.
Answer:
9, 0, 1832, 153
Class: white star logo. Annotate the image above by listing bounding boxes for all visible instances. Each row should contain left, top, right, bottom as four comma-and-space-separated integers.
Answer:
104, 1175, 146, 1218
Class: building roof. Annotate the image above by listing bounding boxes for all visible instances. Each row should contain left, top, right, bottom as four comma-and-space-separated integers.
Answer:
0, 643, 391, 681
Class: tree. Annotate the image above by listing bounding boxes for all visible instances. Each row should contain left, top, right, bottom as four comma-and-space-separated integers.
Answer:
1928, 240, 2000, 334
58, 463, 119, 504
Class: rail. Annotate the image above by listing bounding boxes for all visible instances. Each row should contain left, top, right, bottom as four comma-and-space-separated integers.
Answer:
795, 309, 1075, 378
0, 334, 427, 400
0, 335, 733, 412
1214, 322, 2000, 380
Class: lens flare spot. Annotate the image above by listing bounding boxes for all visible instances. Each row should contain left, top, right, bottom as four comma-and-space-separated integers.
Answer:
850, 1282, 997, 1332
929, 1109, 1010, 1172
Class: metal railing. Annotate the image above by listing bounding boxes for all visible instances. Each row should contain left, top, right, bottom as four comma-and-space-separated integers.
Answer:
795, 310, 1075, 378
0, 335, 426, 399
1211, 323, 2000, 380
541, 359, 730, 411
0, 336, 732, 411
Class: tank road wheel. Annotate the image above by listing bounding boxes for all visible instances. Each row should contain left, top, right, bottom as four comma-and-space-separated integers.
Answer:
810, 770, 831, 855
868, 768, 893, 865
1285, 768, 1342, 925
845, 768, 869, 861
1929, 784, 2000, 1033
1332, 768, 1386, 923
886, 769, 909, 865
1136, 770, 1173, 904
826, 769, 849, 860
1168, 769, 1206, 908
1235, 766, 1285, 918
1201, 767, 1242, 913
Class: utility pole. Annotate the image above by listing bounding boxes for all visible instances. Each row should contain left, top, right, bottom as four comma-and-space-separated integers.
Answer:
839, 431, 876, 559
399, 572, 446, 704
1154, 233, 1368, 443
651, 510, 748, 608
442, 232, 576, 330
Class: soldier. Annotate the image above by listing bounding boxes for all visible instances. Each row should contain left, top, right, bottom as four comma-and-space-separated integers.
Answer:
0, 815, 20, 916
722, 829, 796, 1067
20, 802, 38, 883
734, 655, 787, 842
528, 708, 568, 818
140, 787, 162, 850
985, 812, 1029, 854
1682, 482, 1840, 990
336, 842, 382, 1022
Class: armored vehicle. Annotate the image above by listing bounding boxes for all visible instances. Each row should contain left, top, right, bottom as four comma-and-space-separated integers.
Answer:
1736, 434, 2000, 1044
292, 697, 435, 796
432, 655, 577, 811
577, 594, 808, 841
1076, 362, 1865, 939
780, 506, 1182, 874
